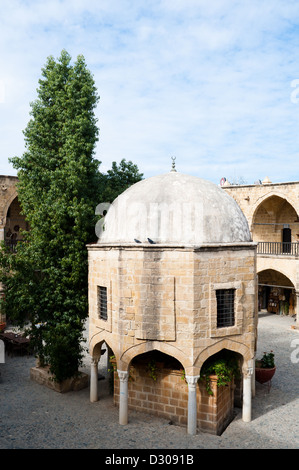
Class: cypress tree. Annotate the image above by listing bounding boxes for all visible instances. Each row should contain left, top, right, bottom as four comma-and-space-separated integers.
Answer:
1, 50, 100, 381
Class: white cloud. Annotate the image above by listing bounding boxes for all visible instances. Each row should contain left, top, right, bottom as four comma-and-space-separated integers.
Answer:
0, 81, 5, 103
1, 0, 299, 183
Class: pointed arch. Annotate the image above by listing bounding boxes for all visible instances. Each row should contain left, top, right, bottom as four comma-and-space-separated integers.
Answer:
3, 192, 19, 219
250, 192, 298, 233
195, 338, 252, 373
89, 331, 119, 363
120, 341, 190, 372
257, 267, 296, 290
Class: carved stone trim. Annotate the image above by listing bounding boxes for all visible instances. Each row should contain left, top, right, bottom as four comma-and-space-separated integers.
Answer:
185, 375, 200, 391
117, 370, 129, 383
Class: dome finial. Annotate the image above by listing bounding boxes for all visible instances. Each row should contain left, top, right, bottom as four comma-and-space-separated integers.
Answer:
171, 156, 177, 172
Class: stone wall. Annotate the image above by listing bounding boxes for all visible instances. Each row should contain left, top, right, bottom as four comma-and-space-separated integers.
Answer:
223, 180, 299, 293
88, 243, 257, 375
114, 365, 188, 427
89, 246, 196, 369
197, 375, 235, 435
0, 175, 19, 241
222, 180, 299, 231
88, 240, 256, 434
0, 175, 21, 323
113, 362, 235, 435
30, 366, 88, 393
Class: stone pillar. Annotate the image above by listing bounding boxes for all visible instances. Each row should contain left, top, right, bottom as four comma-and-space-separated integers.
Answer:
242, 363, 253, 422
0, 226, 4, 299
296, 291, 299, 325
90, 358, 99, 403
185, 375, 200, 435
252, 357, 256, 398
118, 370, 129, 425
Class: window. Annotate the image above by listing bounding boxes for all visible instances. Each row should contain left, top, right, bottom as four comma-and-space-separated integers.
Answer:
216, 289, 235, 328
98, 286, 108, 321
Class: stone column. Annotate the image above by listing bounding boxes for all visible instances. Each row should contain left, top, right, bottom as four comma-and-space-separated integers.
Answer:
185, 375, 200, 435
90, 358, 99, 403
118, 370, 129, 425
0, 224, 4, 297
252, 357, 256, 398
296, 291, 299, 325
242, 363, 253, 422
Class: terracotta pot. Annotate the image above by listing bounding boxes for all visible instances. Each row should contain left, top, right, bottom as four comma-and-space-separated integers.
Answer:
255, 366, 276, 384
0, 322, 6, 332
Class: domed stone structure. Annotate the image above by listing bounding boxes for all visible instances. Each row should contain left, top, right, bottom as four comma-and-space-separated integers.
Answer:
99, 171, 251, 245
88, 169, 257, 435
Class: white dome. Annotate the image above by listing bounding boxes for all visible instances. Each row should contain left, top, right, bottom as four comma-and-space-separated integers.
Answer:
98, 171, 251, 245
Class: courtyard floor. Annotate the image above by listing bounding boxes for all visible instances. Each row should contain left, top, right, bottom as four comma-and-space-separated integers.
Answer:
0, 312, 298, 449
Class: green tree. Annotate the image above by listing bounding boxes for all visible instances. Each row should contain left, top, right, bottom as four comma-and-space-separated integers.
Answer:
99, 158, 143, 203
0, 50, 101, 382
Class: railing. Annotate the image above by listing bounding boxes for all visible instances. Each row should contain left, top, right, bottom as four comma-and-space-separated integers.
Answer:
4, 239, 24, 253
257, 241, 299, 256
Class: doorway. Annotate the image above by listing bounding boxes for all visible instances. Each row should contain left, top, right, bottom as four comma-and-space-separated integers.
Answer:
282, 226, 291, 253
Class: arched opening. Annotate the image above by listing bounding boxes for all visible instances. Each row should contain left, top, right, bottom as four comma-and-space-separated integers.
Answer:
130, 350, 183, 372
258, 269, 296, 315
200, 348, 243, 399
4, 196, 28, 252
113, 350, 187, 426
198, 348, 243, 435
252, 195, 299, 255
90, 339, 116, 398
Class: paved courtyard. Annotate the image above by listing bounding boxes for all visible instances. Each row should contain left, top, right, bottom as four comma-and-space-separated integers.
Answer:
0, 313, 298, 449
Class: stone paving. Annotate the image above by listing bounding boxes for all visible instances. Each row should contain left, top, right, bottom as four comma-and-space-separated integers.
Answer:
0, 313, 298, 449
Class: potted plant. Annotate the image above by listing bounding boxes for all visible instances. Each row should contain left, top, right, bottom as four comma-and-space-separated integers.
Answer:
255, 351, 276, 384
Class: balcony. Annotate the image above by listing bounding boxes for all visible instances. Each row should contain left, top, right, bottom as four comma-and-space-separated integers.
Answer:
257, 241, 299, 256
4, 239, 24, 253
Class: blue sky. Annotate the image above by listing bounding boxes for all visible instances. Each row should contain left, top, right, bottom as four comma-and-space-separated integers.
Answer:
1, 0, 299, 184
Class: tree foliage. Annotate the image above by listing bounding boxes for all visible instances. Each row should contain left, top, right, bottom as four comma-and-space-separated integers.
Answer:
0, 52, 144, 382
0, 50, 101, 381
98, 158, 143, 203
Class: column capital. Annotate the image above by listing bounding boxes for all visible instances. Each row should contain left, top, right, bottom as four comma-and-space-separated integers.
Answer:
91, 357, 99, 366
186, 375, 200, 435
243, 359, 254, 377
185, 375, 200, 390
117, 370, 129, 383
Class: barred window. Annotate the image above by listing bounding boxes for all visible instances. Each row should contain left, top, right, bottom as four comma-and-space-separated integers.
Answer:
98, 286, 108, 321
216, 289, 235, 328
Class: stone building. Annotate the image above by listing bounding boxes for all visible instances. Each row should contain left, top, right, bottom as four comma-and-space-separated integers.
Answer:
0, 175, 27, 324
222, 177, 299, 323
88, 169, 257, 435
